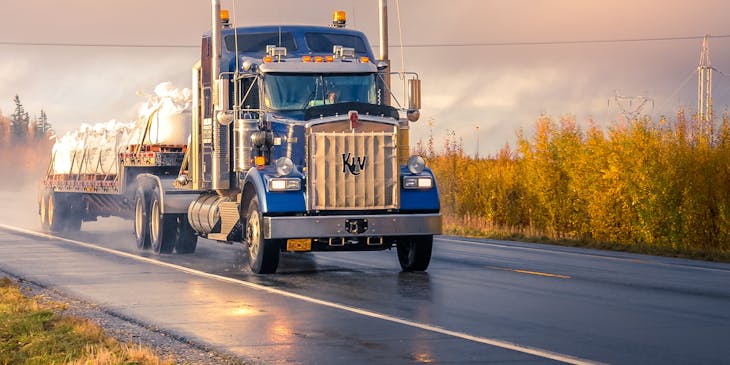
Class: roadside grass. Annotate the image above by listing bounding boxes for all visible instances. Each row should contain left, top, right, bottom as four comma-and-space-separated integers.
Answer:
0, 277, 174, 365
443, 214, 730, 263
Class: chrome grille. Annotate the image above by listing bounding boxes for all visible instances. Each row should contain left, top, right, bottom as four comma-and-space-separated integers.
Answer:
307, 123, 398, 210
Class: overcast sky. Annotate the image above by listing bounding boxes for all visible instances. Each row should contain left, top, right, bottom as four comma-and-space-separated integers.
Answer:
2, 0, 729, 156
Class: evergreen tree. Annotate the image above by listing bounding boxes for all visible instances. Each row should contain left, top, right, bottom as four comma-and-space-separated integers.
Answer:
35, 110, 52, 140
10, 95, 30, 144
0, 114, 8, 147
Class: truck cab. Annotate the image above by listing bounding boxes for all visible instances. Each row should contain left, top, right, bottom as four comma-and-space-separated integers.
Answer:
136, 7, 441, 274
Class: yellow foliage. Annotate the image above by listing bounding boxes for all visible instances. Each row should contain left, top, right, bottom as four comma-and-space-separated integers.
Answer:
429, 112, 730, 255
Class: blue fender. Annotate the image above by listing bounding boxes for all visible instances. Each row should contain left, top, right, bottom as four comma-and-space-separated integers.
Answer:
242, 166, 307, 214
399, 166, 441, 211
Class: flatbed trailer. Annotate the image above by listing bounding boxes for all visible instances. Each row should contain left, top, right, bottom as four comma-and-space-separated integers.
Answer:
38, 144, 187, 229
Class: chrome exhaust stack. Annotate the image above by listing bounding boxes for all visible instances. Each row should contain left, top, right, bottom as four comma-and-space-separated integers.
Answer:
210, 0, 231, 190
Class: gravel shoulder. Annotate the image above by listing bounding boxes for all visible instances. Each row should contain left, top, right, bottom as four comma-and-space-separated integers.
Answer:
2, 270, 252, 365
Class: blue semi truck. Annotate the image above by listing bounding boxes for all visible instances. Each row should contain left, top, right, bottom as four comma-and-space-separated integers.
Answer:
39, 0, 441, 274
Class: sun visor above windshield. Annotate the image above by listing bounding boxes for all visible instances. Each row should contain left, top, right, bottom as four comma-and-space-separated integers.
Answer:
258, 61, 377, 74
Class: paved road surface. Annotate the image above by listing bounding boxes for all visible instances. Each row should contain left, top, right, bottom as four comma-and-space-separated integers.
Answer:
0, 189, 728, 364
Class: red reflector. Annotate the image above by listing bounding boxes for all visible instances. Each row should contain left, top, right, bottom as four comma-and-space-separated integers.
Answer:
349, 110, 359, 130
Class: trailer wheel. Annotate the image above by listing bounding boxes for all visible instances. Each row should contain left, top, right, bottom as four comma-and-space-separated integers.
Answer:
134, 186, 151, 250
245, 196, 280, 274
47, 191, 67, 233
174, 215, 198, 254
40, 190, 50, 232
396, 235, 433, 272
150, 188, 175, 254
65, 198, 83, 232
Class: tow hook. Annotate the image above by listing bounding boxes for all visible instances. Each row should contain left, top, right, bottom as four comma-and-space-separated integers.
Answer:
345, 218, 368, 235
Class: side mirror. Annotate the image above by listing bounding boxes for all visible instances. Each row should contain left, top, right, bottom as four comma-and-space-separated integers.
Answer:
376, 61, 389, 71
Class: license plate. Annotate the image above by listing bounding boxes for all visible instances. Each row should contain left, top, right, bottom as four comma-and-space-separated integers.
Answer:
286, 238, 312, 252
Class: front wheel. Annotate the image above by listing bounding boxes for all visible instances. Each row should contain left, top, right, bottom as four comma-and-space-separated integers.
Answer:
397, 235, 433, 272
245, 196, 280, 274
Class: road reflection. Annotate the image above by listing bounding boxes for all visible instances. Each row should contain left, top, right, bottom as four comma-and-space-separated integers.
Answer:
397, 271, 433, 301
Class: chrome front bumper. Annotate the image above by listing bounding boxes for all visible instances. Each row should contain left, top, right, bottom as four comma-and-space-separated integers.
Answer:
263, 213, 442, 239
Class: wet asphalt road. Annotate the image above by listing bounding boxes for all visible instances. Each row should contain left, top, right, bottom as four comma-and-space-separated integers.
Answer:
1, 191, 729, 364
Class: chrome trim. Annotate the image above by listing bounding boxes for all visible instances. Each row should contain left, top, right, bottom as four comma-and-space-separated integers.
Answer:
307, 128, 398, 210
263, 213, 442, 239
305, 114, 397, 128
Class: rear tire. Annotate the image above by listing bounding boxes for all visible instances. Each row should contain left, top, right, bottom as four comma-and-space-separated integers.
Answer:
397, 235, 433, 271
174, 215, 198, 254
47, 191, 67, 233
39, 190, 50, 232
65, 198, 83, 232
150, 188, 175, 254
245, 196, 280, 274
134, 186, 151, 250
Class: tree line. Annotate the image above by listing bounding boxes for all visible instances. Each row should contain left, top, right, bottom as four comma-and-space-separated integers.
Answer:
0, 96, 54, 190
0, 95, 53, 145
426, 111, 730, 258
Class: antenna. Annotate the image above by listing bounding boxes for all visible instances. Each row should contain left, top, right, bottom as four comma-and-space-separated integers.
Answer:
698, 34, 713, 123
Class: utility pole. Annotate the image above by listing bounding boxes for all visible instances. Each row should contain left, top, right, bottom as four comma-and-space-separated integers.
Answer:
427, 117, 434, 158
475, 125, 480, 160
698, 34, 713, 124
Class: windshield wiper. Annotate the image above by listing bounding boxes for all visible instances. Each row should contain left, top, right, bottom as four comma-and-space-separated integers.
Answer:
301, 89, 318, 109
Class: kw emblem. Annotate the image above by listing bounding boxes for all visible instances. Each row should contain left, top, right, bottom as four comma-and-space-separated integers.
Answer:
342, 153, 367, 175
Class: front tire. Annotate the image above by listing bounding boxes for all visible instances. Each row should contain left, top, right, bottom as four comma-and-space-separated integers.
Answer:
397, 235, 433, 271
149, 187, 176, 254
245, 196, 280, 274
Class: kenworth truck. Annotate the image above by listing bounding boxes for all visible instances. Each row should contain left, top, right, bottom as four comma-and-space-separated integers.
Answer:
38, 0, 441, 273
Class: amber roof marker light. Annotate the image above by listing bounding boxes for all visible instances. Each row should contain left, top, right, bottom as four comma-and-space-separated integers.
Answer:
332, 10, 346, 28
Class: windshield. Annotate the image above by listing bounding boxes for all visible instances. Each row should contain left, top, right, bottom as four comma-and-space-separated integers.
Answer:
263, 73, 376, 110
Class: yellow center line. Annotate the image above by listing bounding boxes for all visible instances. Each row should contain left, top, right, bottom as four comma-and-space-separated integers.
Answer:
488, 266, 571, 279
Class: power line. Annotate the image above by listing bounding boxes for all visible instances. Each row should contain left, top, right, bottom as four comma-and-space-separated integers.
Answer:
381, 34, 730, 49
2, 34, 730, 49
0, 41, 197, 49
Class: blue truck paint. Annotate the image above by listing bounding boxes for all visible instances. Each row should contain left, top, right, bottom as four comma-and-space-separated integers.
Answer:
399, 167, 441, 211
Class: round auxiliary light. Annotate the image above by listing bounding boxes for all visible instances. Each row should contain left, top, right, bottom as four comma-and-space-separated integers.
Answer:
242, 59, 255, 72
216, 110, 234, 125
407, 109, 420, 122
407, 155, 426, 175
275, 157, 295, 176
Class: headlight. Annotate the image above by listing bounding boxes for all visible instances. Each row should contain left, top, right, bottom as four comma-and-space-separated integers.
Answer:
407, 155, 426, 174
403, 176, 433, 189
275, 157, 295, 176
268, 178, 301, 191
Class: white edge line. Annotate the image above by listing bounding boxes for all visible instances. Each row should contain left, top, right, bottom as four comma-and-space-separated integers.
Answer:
439, 237, 730, 273
0, 224, 602, 365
